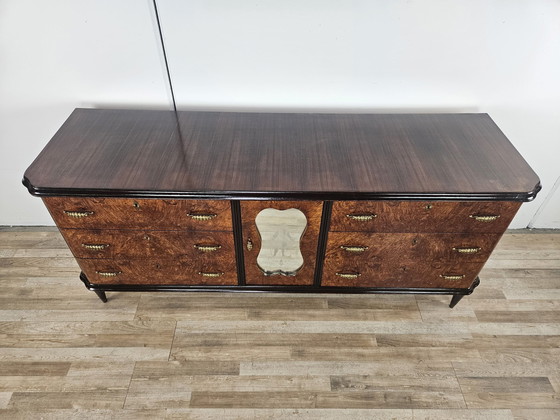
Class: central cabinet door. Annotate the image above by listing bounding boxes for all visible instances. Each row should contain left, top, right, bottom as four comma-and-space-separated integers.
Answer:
241, 201, 323, 285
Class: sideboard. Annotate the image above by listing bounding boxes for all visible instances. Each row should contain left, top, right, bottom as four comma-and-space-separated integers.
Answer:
23, 109, 540, 307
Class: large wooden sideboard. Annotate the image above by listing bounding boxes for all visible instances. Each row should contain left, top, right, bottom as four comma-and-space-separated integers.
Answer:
23, 109, 540, 307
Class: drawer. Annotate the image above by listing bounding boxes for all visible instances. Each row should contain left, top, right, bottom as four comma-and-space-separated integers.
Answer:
322, 260, 483, 289
77, 258, 237, 285
60, 229, 234, 260
325, 232, 501, 264
330, 201, 520, 233
43, 197, 232, 230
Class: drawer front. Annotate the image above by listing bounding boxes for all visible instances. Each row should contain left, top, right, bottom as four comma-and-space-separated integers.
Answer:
322, 260, 483, 289
330, 201, 520, 233
78, 258, 237, 285
60, 229, 235, 261
43, 197, 232, 230
325, 232, 501, 264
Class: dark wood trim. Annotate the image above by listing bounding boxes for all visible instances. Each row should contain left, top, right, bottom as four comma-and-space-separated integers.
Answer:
449, 278, 480, 308
22, 177, 542, 203
231, 200, 246, 286
93, 289, 108, 303
313, 201, 332, 287
80, 272, 480, 297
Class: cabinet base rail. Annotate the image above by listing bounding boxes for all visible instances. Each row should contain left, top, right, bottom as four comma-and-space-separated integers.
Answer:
80, 273, 480, 308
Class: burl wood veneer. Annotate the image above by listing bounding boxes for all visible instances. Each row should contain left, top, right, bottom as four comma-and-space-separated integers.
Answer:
59, 229, 234, 260
241, 201, 323, 286
43, 197, 232, 230
23, 109, 540, 307
330, 201, 521, 233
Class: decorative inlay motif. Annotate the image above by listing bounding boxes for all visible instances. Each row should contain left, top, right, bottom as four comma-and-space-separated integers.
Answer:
255, 208, 307, 276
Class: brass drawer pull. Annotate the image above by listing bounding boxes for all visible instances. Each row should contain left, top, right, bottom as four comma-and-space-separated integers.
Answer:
96, 271, 121, 277
194, 244, 222, 252
81, 243, 110, 250
346, 213, 377, 221
198, 271, 224, 277
64, 210, 94, 218
336, 272, 361, 279
340, 245, 369, 253
246, 238, 253, 251
470, 214, 500, 222
440, 274, 465, 280
453, 247, 481, 254
187, 213, 217, 221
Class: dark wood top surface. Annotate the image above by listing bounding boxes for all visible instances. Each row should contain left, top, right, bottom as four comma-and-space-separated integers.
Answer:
23, 108, 540, 200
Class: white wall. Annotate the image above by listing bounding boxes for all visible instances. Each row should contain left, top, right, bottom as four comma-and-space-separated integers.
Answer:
529, 176, 560, 228
1, 0, 559, 227
0, 0, 171, 225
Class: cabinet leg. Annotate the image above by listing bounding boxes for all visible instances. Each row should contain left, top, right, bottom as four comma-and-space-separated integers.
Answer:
449, 294, 464, 308
94, 290, 108, 303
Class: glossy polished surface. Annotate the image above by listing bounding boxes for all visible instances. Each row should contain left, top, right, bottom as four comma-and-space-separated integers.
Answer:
255, 208, 307, 276
24, 109, 540, 200
241, 201, 322, 286
42, 197, 232, 230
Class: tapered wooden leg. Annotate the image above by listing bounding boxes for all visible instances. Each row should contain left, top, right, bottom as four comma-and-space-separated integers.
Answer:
94, 290, 108, 303
449, 294, 464, 308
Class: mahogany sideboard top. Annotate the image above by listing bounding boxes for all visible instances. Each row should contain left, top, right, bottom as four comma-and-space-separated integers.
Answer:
23, 109, 540, 201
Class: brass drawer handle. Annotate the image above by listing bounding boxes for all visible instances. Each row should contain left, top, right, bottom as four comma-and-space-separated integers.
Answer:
81, 243, 110, 251
246, 238, 253, 251
64, 210, 94, 218
440, 274, 465, 280
336, 272, 361, 279
96, 271, 121, 277
453, 247, 481, 254
470, 214, 500, 222
346, 213, 377, 221
194, 244, 222, 252
340, 245, 369, 253
187, 213, 217, 221
198, 271, 224, 277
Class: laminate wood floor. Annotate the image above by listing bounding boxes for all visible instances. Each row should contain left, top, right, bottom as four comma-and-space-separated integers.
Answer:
0, 227, 559, 419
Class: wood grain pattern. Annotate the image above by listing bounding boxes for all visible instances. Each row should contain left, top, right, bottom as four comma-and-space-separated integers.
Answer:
24, 109, 540, 199
322, 259, 482, 288
241, 201, 323, 286
1, 228, 559, 416
77, 257, 237, 285
25, 110, 539, 298
43, 197, 232, 230
59, 229, 234, 260
330, 201, 521, 233
325, 232, 502, 264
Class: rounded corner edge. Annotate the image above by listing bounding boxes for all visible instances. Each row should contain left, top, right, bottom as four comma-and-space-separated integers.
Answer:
22, 175, 41, 196
524, 181, 542, 202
